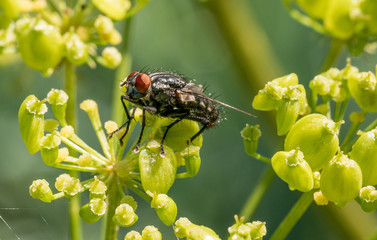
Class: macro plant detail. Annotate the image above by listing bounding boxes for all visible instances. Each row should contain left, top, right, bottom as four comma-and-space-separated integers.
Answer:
284, 0, 377, 55
242, 60, 377, 239
5, 0, 377, 239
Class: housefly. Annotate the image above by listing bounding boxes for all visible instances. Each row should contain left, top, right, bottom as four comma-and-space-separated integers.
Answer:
109, 70, 255, 155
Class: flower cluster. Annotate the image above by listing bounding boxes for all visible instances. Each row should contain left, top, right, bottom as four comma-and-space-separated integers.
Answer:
284, 0, 377, 54
19, 88, 267, 239
0, 0, 147, 75
19, 87, 203, 237
243, 60, 377, 209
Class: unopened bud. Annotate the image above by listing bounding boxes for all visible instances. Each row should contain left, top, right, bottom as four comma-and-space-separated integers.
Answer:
29, 179, 54, 202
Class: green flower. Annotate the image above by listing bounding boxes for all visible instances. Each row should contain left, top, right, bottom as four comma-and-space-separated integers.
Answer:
174, 217, 221, 240
271, 148, 313, 192
320, 151, 362, 205
19, 95, 47, 154
284, 114, 342, 171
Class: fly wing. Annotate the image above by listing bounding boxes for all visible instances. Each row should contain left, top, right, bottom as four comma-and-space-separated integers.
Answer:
178, 88, 256, 117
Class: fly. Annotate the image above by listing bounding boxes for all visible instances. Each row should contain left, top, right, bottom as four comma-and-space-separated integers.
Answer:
109, 70, 255, 155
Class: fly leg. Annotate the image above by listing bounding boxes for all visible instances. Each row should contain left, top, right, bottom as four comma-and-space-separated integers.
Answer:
160, 114, 189, 156
189, 125, 207, 143
132, 108, 146, 153
108, 96, 137, 145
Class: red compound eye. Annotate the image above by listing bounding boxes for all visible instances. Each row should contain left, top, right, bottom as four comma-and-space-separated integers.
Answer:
135, 73, 151, 94
127, 71, 139, 79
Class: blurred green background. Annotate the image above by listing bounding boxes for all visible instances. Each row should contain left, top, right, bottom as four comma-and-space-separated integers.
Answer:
1, 0, 377, 239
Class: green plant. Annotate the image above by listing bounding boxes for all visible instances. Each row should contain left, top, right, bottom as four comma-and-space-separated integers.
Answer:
3, 0, 377, 239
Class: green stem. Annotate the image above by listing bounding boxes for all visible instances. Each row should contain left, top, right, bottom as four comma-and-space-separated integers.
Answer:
112, 18, 133, 161
239, 166, 275, 220
320, 39, 344, 73
270, 190, 314, 240
340, 112, 366, 152
53, 163, 103, 173
251, 153, 271, 164
112, 18, 133, 124
103, 179, 121, 240
334, 99, 349, 123
364, 118, 377, 132
64, 61, 82, 240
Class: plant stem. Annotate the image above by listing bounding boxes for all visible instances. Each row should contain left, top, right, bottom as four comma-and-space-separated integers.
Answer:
341, 112, 366, 152
364, 118, 377, 132
239, 166, 275, 221
103, 179, 121, 240
65, 60, 82, 240
270, 190, 314, 240
112, 18, 133, 124
251, 153, 271, 164
320, 39, 344, 73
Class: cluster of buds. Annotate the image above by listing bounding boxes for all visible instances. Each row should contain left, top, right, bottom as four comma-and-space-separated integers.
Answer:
243, 60, 377, 211
227, 215, 267, 240
19, 88, 206, 236
285, 0, 377, 54
0, 0, 148, 76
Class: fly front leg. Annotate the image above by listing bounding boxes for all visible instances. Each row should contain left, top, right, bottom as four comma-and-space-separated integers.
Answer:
132, 108, 146, 153
108, 96, 137, 145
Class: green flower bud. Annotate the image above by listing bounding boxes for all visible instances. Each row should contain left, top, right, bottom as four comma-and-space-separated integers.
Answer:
320, 152, 362, 204
139, 140, 177, 194
358, 186, 377, 212
113, 203, 138, 227
271, 149, 313, 192
88, 176, 107, 197
228, 215, 267, 240
252, 74, 298, 111
174, 217, 221, 240
296, 0, 329, 19
149, 192, 177, 226
350, 129, 377, 186
60, 125, 74, 138
154, 119, 202, 151
177, 145, 201, 177
284, 114, 341, 171
360, 0, 377, 35
95, 15, 114, 35
77, 153, 93, 167
313, 191, 329, 206
92, 0, 131, 20
55, 173, 83, 197
16, 18, 63, 74
80, 198, 107, 223
97, 47, 122, 69
120, 195, 138, 211
0, 0, 20, 20
309, 73, 347, 102
19, 95, 47, 154
142, 226, 162, 240
348, 71, 377, 112
324, 0, 354, 40
276, 99, 301, 136
63, 32, 88, 65
40, 132, 61, 166
124, 231, 142, 240
56, 147, 69, 163
29, 179, 54, 203
240, 124, 261, 156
